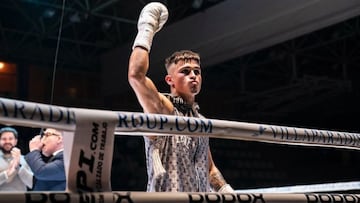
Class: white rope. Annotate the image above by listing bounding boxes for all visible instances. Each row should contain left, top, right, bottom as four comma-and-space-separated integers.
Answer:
0, 191, 359, 203
0, 96, 359, 197
236, 181, 360, 193
0, 97, 359, 150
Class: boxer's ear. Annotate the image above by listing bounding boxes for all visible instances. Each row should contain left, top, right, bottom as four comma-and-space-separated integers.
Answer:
165, 75, 173, 87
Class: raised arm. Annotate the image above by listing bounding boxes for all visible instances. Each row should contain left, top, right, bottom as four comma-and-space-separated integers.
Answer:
128, 48, 169, 114
128, 2, 171, 114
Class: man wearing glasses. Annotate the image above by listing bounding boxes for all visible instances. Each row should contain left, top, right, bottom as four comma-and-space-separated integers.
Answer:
25, 128, 66, 191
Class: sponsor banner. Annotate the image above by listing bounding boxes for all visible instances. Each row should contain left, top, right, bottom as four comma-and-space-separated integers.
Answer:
67, 108, 117, 192
0, 192, 359, 203
63, 131, 75, 185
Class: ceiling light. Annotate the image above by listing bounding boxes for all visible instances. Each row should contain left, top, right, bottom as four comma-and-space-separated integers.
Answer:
69, 12, 81, 23
43, 9, 55, 18
192, 0, 203, 9
102, 20, 112, 30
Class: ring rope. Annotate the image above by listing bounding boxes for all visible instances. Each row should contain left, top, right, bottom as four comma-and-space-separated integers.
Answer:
0, 191, 359, 203
236, 180, 360, 193
0, 96, 359, 202
0, 97, 359, 150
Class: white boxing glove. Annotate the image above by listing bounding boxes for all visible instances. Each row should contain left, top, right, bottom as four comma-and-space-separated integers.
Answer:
132, 2, 169, 52
218, 184, 235, 193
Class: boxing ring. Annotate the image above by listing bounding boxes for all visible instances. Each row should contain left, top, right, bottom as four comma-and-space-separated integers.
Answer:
0, 96, 359, 203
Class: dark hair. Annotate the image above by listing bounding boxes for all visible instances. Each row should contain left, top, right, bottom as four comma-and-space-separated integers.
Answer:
0, 127, 18, 139
165, 50, 200, 70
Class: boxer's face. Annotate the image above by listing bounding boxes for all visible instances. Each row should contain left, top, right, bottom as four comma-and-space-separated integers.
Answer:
166, 59, 202, 98
0, 132, 17, 154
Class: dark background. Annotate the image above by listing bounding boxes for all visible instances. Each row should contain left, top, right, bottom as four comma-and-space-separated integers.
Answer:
0, 0, 359, 192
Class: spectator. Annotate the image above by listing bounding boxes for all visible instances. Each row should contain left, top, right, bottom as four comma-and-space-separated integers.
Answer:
0, 127, 33, 191
25, 128, 66, 191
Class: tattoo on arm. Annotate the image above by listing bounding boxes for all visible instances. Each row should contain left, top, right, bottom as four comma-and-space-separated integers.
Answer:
209, 170, 227, 191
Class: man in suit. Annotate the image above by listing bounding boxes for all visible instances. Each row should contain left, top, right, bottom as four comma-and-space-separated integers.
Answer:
25, 128, 66, 191
0, 127, 33, 191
